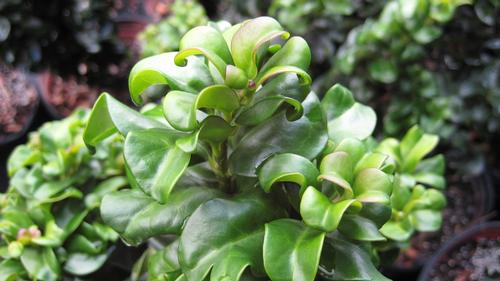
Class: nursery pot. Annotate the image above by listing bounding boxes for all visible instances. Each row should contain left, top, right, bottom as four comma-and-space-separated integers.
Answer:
36, 71, 98, 119
383, 169, 496, 275
0, 64, 40, 146
418, 221, 500, 281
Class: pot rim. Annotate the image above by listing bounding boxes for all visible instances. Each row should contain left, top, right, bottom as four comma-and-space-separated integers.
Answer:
417, 220, 500, 281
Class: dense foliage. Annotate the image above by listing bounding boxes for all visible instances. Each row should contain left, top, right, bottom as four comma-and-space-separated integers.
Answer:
269, 0, 387, 69
82, 16, 445, 280
376, 126, 446, 245
264, 0, 499, 174
0, 0, 125, 83
0, 110, 125, 280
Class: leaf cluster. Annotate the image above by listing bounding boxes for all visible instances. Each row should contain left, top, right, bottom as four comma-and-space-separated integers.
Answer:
84, 17, 446, 281
0, 110, 126, 281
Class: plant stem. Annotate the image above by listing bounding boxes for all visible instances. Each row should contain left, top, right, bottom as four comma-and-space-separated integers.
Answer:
209, 141, 232, 193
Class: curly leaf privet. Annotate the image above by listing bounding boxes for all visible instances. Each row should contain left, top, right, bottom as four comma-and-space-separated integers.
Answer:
333, 0, 471, 136
0, 110, 126, 281
83, 17, 446, 281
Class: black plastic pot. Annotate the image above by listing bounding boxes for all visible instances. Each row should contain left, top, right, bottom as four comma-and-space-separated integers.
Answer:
418, 221, 500, 281
382, 168, 496, 278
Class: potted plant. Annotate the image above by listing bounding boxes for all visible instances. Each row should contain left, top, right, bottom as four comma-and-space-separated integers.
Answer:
0, 63, 39, 146
83, 17, 446, 280
371, 126, 446, 268
0, 109, 128, 280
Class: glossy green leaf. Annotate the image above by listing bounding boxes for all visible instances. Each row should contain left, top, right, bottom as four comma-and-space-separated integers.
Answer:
320, 84, 355, 118
222, 23, 242, 46
334, 138, 366, 165
321, 84, 376, 143
255, 73, 310, 102
55, 201, 89, 237
425, 188, 447, 210
255, 66, 312, 88
178, 192, 286, 281
337, 215, 386, 241
358, 203, 393, 228
195, 85, 240, 114
129, 52, 213, 105
375, 138, 402, 165
230, 93, 328, 177
258, 153, 319, 193
124, 129, 190, 202
162, 91, 198, 131
231, 17, 289, 78
321, 236, 391, 281
353, 168, 392, 204
177, 25, 233, 75
263, 219, 324, 281
354, 153, 389, 175
396, 127, 440, 174
20, 248, 60, 281
301, 186, 360, 232
198, 115, 236, 143
64, 252, 109, 276
84, 93, 165, 150
101, 187, 222, 245
411, 209, 442, 232
390, 179, 412, 211
7, 145, 39, 177
320, 151, 354, 185
225, 65, 249, 89
413, 154, 445, 189
163, 86, 239, 132
236, 96, 303, 126
256, 36, 311, 82
66, 234, 103, 255
379, 218, 414, 241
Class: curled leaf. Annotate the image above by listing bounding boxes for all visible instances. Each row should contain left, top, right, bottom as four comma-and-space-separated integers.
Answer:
129, 52, 213, 105
258, 153, 319, 193
300, 186, 360, 232
231, 17, 289, 78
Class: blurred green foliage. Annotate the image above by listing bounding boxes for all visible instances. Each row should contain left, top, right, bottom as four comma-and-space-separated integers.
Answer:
0, 110, 126, 280
138, 0, 208, 58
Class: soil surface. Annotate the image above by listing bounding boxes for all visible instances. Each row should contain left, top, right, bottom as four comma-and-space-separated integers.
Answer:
429, 238, 500, 281
0, 64, 38, 143
39, 72, 97, 118
395, 173, 492, 269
